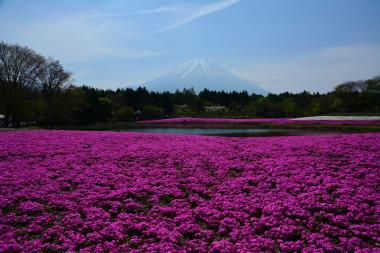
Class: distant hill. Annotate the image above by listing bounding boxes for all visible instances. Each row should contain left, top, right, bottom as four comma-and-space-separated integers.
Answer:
144, 59, 268, 95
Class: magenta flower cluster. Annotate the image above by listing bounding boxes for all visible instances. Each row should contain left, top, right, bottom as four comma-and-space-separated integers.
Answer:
0, 131, 379, 252
141, 117, 380, 125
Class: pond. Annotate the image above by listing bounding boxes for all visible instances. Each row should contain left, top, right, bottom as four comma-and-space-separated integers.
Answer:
121, 128, 345, 137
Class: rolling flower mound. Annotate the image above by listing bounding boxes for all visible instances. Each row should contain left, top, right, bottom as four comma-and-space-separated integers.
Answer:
0, 131, 379, 252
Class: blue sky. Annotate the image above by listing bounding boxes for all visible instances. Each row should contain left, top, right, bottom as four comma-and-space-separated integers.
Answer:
0, 0, 379, 93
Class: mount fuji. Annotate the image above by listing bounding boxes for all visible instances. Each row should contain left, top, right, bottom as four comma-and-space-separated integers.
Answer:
144, 59, 268, 95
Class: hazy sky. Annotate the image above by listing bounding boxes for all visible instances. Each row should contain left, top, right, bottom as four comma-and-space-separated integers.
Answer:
1, 0, 379, 93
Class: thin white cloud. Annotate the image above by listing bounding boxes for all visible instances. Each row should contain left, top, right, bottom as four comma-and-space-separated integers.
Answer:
95, 20, 113, 32
1, 11, 162, 63
234, 45, 380, 94
156, 0, 241, 33
86, 5, 184, 19
138, 6, 184, 15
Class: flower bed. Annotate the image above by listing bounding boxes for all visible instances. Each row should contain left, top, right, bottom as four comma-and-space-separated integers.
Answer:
0, 131, 379, 252
140, 117, 380, 125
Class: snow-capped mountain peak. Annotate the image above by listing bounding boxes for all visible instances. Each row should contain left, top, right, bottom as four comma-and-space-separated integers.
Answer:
144, 59, 268, 95
176, 59, 219, 79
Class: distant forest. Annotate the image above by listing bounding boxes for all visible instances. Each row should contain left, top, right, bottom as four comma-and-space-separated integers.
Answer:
1, 42, 380, 128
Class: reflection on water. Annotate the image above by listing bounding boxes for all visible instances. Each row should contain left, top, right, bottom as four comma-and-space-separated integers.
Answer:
121, 128, 344, 137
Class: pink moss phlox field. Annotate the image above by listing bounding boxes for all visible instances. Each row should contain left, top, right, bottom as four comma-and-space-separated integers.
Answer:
140, 117, 380, 125
0, 131, 379, 252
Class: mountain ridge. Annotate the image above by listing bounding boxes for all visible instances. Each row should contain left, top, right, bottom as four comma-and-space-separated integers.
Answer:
143, 59, 268, 95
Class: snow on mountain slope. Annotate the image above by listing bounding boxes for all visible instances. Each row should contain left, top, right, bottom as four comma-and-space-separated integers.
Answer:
144, 59, 268, 95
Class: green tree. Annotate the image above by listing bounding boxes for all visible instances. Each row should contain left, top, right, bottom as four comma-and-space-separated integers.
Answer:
39, 58, 71, 128
97, 97, 113, 122
142, 104, 163, 119
0, 42, 45, 127
113, 106, 134, 121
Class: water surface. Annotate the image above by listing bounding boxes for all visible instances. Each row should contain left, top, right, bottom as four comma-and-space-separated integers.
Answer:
121, 128, 345, 137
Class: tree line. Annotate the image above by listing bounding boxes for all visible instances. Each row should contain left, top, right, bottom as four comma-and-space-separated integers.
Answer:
1, 41, 379, 128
